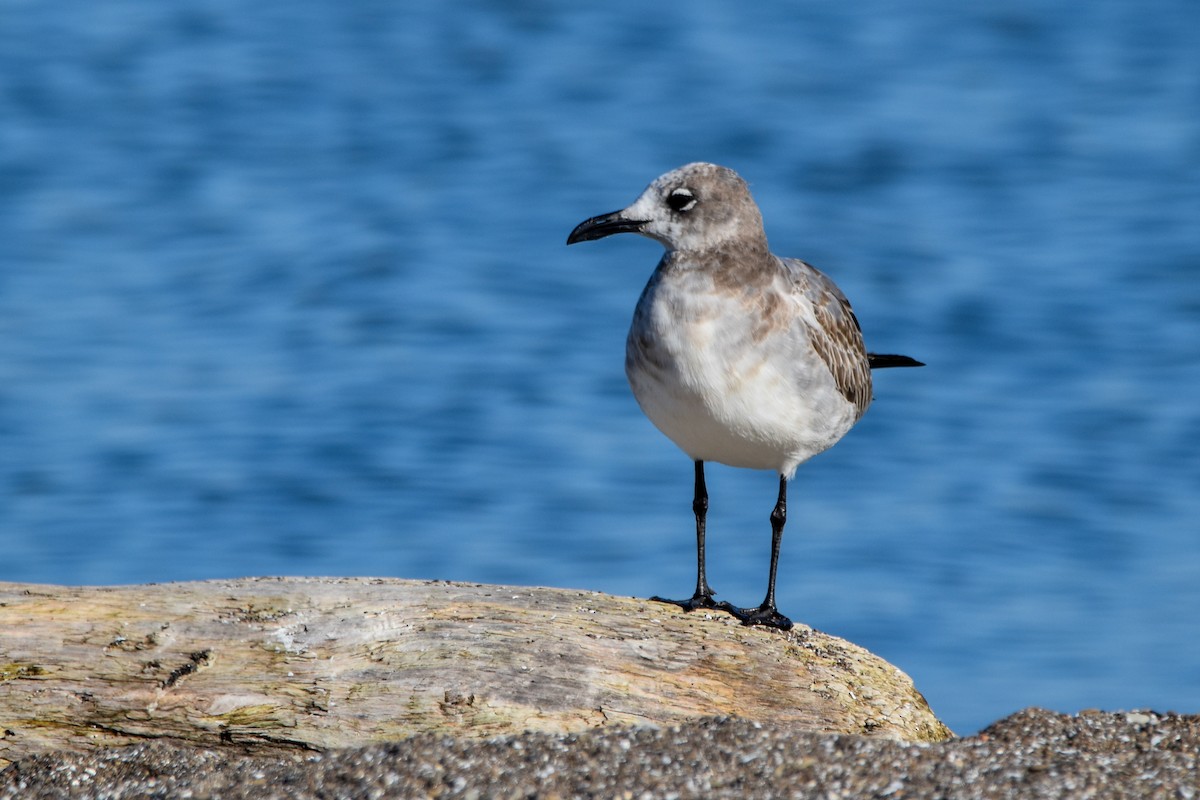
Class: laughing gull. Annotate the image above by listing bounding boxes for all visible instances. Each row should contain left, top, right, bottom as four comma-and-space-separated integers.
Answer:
567, 162, 922, 631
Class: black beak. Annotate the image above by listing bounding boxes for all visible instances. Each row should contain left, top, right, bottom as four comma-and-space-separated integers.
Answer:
566, 210, 648, 245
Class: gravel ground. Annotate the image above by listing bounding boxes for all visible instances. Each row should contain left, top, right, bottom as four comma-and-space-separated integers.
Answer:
3, 708, 1197, 799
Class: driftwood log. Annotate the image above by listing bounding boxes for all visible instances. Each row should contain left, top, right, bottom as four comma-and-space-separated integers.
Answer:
0, 577, 950, 767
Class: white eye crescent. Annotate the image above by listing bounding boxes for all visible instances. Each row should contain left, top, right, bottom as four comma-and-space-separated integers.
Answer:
667, 187, 697, 212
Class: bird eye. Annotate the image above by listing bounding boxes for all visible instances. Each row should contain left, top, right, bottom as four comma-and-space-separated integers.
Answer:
667, 187, 697, 212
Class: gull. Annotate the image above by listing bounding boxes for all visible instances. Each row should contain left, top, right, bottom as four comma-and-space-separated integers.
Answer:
567, 162, 922, 631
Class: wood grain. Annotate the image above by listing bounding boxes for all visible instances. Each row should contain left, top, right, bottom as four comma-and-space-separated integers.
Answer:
0, 577, 951, 767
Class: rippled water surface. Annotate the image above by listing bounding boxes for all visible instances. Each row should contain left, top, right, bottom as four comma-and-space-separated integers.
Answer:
2, 2, 1198, 734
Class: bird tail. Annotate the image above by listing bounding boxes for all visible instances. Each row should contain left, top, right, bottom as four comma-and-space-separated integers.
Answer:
867, 353, 924, 369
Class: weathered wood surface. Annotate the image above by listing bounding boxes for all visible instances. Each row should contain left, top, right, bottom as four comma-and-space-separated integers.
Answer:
0, 577, 950, 768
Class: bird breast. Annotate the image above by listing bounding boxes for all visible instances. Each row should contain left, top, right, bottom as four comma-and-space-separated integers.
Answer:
625, 260, 861, 475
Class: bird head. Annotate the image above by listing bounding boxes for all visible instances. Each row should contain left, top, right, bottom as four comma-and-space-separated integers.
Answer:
567, 162, 766, 253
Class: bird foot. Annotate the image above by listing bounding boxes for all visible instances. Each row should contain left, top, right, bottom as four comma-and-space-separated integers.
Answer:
650, 592, 719, 613
714, 601, 793, 631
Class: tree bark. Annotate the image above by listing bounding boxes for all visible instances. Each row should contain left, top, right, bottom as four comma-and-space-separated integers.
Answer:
0, 577, 950, 767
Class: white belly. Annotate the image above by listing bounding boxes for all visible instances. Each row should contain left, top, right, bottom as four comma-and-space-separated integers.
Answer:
625, 269, 860, 477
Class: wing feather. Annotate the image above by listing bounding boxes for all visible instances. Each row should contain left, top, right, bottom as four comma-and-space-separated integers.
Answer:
779, 257, 872, 417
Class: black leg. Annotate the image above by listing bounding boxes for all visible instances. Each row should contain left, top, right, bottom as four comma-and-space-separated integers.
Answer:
651, 460, 719, 612
716, 475, 793, 630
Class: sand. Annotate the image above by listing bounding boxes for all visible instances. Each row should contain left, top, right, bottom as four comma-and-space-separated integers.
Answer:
3, 708, 1197, 799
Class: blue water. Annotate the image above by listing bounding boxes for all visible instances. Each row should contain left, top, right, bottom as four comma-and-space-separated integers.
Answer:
2, 2, 1198, 735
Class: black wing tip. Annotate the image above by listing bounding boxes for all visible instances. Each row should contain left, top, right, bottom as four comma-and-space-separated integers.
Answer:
867, 353, 925, 369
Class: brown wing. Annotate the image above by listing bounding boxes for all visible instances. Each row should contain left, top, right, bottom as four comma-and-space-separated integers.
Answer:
779, 257, 872, 418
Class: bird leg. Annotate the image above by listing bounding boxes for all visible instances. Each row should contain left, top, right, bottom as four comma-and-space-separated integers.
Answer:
651, 460, 719, 611
717, 475, 794, 631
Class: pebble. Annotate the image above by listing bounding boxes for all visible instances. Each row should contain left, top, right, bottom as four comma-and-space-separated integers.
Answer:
2, 708, 1197, 799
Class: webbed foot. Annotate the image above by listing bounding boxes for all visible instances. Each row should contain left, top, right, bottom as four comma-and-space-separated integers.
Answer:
714, 601, 793, 631
650, 592, 720, 613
